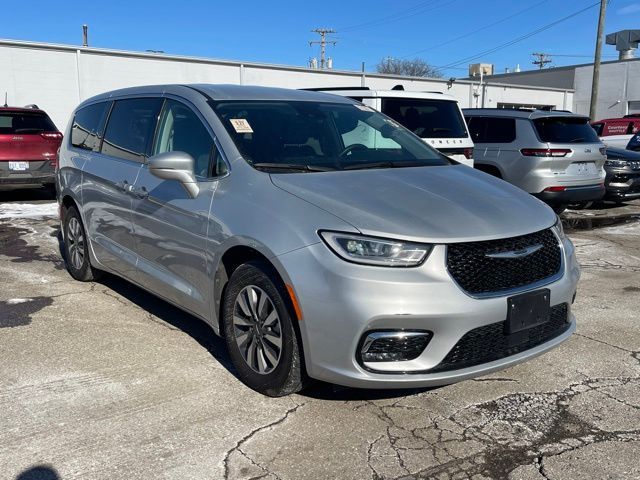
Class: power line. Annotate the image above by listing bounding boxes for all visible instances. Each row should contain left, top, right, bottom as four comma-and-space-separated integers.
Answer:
337, 0, 454, 33
437, 1, 601, 71
402, 0, 549, 58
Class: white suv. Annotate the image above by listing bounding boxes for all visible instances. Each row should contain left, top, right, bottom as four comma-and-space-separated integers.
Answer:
311, 87, 475, 167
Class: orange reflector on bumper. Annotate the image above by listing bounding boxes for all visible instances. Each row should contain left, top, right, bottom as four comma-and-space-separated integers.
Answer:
286, 284, 303, 321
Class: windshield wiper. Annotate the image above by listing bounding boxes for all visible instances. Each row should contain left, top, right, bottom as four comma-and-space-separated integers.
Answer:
251, 162, 337, 172
342, 160, 428, 171
343, 162, 394, 170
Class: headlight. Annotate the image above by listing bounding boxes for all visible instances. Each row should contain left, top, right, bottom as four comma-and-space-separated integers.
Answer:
319, 231, 432, 267
553, 216, 566, 240
605, 159, 627, 168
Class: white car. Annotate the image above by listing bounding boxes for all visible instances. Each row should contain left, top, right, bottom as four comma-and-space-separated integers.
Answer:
310, 87, 475, 167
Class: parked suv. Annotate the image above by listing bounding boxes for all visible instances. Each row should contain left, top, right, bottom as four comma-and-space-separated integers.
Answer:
0, 105, 62, 190
591, 114, 640, 149
58, 85, 579, 396
464, 108, 606, 213
310, 87, 475, 167
602, 147, 640, 202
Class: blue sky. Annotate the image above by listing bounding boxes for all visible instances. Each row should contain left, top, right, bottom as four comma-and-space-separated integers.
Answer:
3, 0, 639, 76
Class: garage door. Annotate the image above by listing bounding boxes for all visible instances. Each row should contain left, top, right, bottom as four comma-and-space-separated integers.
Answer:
629, 101, 640, 114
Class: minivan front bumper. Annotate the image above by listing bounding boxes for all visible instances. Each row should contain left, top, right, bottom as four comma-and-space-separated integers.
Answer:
277, 234, 579, 389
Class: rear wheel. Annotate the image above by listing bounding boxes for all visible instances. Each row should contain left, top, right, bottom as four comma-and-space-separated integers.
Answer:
63, 206, 101, 281
567, 201, 593, 210
552, 204, 568, 215
222, 261, 305, 396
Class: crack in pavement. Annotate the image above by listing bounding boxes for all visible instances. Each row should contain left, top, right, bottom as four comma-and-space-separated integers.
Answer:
354, 376, 640, 479
222, 402, 305, 480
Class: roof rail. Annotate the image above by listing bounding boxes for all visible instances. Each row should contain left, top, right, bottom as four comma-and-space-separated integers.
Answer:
301, 87, 371, 92
623, 113, 640, 118
24, 104, 39, 109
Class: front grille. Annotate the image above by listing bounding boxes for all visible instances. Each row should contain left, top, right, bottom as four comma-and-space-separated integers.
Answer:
447, 228, 562, 296
428, 303, 569, 373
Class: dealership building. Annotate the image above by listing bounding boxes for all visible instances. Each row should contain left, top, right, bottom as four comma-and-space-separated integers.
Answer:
0, 38, 573, 131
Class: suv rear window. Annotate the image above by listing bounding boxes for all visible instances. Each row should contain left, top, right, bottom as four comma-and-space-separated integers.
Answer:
381, 98, 468, 139
533, 117, 600, 143
0, 111, 57, 134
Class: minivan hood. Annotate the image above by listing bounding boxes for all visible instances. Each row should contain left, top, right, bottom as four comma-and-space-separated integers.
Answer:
271, 165, 556, 243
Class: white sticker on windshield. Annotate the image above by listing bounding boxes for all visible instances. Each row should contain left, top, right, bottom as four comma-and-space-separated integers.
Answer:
354, 104, 374, 112
230, 118, 253, 133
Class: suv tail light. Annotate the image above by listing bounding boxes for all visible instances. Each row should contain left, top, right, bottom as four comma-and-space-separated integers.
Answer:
520, 148, 571, 157
463, 147, 473, 159
40, 132, 63, 140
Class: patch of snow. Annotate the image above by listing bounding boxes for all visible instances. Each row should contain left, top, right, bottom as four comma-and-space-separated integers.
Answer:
599, 221, 640, 235
0, 202, 58, 219
6, 298, 32, 305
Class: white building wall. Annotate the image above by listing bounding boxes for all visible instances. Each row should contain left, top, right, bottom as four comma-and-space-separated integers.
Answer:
0, 40, 573, 131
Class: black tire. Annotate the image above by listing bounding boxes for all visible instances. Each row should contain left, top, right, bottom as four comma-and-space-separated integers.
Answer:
552, 204, 568, 215
222, 261, 306, 396
567, 201, 593, 210
63, 206, 101, 282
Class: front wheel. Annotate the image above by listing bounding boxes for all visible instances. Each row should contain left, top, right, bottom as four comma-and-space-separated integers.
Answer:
222, 261, 306, 396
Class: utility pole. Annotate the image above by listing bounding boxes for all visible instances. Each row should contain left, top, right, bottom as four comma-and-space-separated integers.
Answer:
532, 52, 552, 69
590, 0, 608, 120
309, 28, 336, 69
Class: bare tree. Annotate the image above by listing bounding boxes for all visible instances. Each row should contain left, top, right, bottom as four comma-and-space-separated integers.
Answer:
376, 57, 442, 78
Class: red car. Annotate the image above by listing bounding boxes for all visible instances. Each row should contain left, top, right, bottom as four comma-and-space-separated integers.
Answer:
0, 106, 63, 190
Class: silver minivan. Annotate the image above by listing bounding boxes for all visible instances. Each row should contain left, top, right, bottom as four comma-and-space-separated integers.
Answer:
57, 85, 580, 396
464, 108, 606, 213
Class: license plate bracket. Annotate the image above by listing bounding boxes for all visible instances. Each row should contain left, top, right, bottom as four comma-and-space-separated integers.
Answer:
8, 161, 29, 171
506, 289, 551, 334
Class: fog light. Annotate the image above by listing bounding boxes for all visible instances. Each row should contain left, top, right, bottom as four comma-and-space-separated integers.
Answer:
360, 331, 432, 362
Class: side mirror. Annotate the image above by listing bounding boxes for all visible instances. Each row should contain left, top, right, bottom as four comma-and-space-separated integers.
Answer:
148, 151, 199, 198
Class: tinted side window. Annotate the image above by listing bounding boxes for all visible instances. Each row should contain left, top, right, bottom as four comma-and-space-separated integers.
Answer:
153, 99, 215, 177
466, 117, 516, 143
381, 98, 468, 139
102, 98, 163, 162
591, 123, 604, 136
71, 102, 110, 151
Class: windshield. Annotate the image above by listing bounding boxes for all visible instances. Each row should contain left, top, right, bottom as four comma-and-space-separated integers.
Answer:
534, 117, 600, 143
0, 112, 57, 134
381, 98, 468, 139
213, 101, 450, 172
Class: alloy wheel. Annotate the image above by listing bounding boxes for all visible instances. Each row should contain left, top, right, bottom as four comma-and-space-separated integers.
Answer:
67, 217, 85, 270
233, 285, 283, 374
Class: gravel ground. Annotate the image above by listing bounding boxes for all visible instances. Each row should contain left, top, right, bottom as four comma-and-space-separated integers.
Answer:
0, 190, 638, 480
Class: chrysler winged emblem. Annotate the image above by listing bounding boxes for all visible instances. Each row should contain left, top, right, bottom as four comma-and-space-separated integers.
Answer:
485, 244, 543, 259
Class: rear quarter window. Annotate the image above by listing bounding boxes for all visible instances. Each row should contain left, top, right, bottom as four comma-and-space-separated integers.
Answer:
533, 117, 600, 144
71, 102, 110, 151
